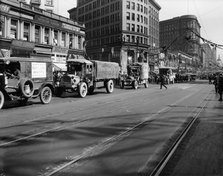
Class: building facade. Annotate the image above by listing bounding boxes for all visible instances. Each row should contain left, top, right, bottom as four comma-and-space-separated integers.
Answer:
0, 0, 85, 70
160, 15, 201, 69
69, 0, 161, 72
201, 43, 218, 70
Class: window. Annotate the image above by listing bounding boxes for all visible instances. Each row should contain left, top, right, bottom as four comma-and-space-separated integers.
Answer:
44, 28, 49, 44
126, 12, 130, 20
35, 25, 40, 43
132, 13, 135, 21
10, 19, 17, 39
132, 24, 135, 31
23, 22, 30, 41
53, 30, 58, 45
131, 2, 135, 10
45, 0, 53, 6
126, 23, 130, 31
127, 1, 130, 9
0, 16, 5, 37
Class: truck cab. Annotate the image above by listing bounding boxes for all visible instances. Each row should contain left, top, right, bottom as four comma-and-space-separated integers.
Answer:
54, 58, 93, 98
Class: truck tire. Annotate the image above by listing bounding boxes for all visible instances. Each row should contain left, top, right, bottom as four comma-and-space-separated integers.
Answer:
106, 80, 114, 93
0, 90, 5, 109
40, 86, 52, 104
19, 78, 34, 98
78, 82, 88, 98
132, 80, 138, 89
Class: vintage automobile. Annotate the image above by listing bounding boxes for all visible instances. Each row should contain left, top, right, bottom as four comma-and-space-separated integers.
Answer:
54, 57, 120, 98
119, 63, 149, 89
0, 56, 54, 109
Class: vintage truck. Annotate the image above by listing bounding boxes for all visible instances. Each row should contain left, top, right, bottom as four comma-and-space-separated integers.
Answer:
54, 57, 120, 98
0, 56, 54, 109
120, 62, 149, 89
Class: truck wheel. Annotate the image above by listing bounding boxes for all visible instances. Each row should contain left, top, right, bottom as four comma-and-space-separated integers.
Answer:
88, 86, 95, 95
40, 86, 52, 104
79, 82, 88, 98
0, 90, 5, 109
132, 80, 138, 89
19, 78, 34, 98
106, 80, 114, 93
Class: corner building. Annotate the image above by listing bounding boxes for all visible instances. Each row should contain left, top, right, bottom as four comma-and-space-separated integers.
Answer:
160, 15, 202, 67
0, 0, 85, 70
69, 0, 161, 72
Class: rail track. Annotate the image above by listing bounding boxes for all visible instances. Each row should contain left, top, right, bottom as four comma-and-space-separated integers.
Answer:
148, 91, 210, 176
0, 84, 210, 176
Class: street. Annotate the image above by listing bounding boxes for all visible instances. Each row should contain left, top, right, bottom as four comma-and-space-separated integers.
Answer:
0, 81, 214, 176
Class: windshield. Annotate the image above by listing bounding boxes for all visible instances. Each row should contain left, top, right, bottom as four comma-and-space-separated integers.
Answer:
67, 62, 82, 75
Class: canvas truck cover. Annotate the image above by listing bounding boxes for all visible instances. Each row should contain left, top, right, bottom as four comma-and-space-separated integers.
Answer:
93, 60, 120, 80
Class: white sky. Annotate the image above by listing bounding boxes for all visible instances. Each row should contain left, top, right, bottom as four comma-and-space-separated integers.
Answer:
60, 0, 223, 60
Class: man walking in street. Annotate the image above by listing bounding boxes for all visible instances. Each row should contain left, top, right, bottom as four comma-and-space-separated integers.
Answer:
160, 74, 167, 89
217, 73, 223, 101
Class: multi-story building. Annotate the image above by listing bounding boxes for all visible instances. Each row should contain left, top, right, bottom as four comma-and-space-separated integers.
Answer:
68, 0, 161, 72
201, 43, 217, 69
0, 0, 85, 70
160, 15, 201, 68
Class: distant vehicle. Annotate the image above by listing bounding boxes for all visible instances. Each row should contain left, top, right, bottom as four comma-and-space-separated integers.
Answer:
54, 57, 120, 98
0, 57, 54, 109
159, 67, 177, 84
119, 63, 149, 89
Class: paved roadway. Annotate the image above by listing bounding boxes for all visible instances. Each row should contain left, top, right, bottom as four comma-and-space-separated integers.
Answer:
0, 80, 214, 176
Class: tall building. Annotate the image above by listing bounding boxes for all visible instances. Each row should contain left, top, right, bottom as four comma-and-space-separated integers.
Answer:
160, 15, 201, 67
68, 0, 161, 72
0, 0, 85, 70
201, 43, 217, 69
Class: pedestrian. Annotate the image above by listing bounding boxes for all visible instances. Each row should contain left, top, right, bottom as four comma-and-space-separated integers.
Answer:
160, 74, 167, 89
217, 73, 223, 101
213, 74, 218, 93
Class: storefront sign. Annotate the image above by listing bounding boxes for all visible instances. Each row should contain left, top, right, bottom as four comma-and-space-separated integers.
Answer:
32, 62, 46, 78
62, 23, 80, 32
35, 15, 61, 28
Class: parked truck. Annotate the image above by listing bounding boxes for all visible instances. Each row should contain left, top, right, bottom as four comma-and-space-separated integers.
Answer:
119, 62, 149, 89
0, 56, 54, 109
54, 57, 120, 98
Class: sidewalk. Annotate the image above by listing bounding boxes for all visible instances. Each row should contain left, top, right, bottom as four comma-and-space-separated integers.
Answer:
163, 89, 223, 176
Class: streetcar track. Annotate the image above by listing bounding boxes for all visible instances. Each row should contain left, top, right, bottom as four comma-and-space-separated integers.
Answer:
148, 90, 211, 176
39, 91, 201, 176
0, 86, 201, 148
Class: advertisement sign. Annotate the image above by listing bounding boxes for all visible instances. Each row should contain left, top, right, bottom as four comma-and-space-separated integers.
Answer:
32, 62, 46, 78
